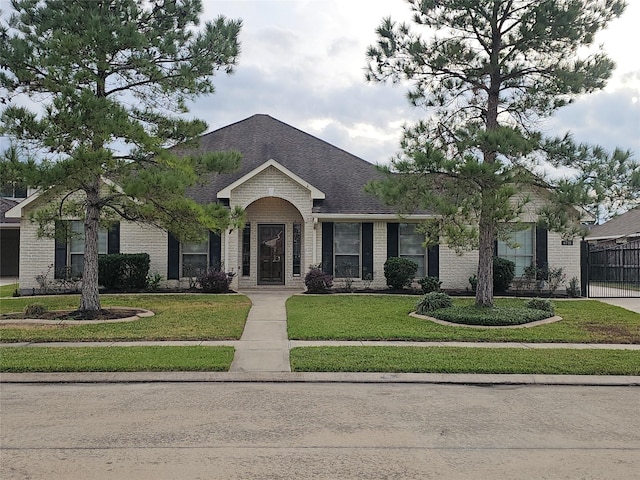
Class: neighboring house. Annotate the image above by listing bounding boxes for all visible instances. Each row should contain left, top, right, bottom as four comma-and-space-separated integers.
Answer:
1, 197, 21, 277
6, 114, 582, 292
586, 207, 640, 244
583, 207, 640, 297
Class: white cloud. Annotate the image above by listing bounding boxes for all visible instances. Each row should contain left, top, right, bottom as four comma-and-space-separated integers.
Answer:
195, 0, 639, 163
2, 0, 637, 165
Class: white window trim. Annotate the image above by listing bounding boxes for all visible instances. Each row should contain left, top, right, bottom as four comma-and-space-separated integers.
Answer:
334, 222, 361, 279
68, 220, 108, 277
497, 225, 535, 277
399, 223, 426, 278
180, 240, 209, 278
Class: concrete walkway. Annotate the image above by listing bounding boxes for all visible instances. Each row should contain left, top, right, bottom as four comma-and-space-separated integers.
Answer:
597, 296, 640, 313
228, 290, 297, 373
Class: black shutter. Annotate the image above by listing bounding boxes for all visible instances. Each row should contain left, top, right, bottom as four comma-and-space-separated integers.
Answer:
167, 232, 180, 280
107, 222, 120, 254
209, 231, 222, 270
427, 245, 439, 278
362, 222, 374, 279
536, 227, 548, 278
321, 222, 334, 274
242, 224, 251, 276
387, 223, 399, 258
54, 220, 68, 279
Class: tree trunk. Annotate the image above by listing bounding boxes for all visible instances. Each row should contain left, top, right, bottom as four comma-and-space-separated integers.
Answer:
475, 7, 502, 308
475, 207, 495, 307
79, 181, 101, 313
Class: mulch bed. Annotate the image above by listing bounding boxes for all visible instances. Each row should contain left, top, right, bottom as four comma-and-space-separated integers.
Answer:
1, 309, 142, 321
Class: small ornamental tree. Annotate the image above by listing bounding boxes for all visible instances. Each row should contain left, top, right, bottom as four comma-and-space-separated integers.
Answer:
366, 0, 638, 307
0, 0, 244, 313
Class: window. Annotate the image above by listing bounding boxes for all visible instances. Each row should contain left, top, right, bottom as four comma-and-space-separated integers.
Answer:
293, 223, 302, 276
68, 220, 108, 277
182, 240, 208, 277
399, 223, 425, 277
497, 226, 534, 277
334, 223, 360, 278
1, 182, 27, 199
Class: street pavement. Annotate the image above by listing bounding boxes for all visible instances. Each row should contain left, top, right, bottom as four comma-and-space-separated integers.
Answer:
2, 382, 639, 479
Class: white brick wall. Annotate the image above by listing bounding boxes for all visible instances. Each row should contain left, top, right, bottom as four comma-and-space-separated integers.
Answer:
18, 218, 55, 291
120, 223, 167, 279
15, 168, 583, 293
439, 245, 479, 291
548, 231, 581, 284
18, 219, 169, 292
229, 166, 313, 289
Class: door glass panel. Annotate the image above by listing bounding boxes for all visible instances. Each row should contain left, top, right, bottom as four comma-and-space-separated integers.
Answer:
259, 225, 285, 284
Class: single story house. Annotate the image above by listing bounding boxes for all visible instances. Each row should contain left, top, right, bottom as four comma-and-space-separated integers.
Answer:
6, 114, 582, 292
586, 207, 640, 245
1, 197, 21, 277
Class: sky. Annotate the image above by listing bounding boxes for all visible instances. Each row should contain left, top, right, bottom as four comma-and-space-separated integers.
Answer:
1, 0, 639, 166
192, 0, 640, 166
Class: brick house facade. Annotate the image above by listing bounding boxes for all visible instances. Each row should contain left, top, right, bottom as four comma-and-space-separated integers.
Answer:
7, 114, 582, 292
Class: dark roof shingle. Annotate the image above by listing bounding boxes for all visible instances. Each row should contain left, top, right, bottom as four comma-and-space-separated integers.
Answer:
0, 198, 19, 224
184, 114, 406, 214
587, 207, 640, 240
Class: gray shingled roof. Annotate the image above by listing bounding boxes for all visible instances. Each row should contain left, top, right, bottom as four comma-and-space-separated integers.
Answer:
0, 198, 19, 225
587, 207, 640, 240
183, 114, 406, 214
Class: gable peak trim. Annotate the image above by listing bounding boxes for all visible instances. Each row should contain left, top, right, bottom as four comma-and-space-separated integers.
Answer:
217, 158, 325, 200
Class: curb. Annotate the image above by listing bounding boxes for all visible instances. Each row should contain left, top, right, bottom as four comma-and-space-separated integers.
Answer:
2, 371, 639, 386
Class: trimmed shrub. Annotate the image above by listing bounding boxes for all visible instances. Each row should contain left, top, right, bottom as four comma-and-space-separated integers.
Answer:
384, 257, 418, 290
305, 267, 333, 294
493, 257, 515, 292
468, 274, 478, 293
197, 270, 234, 293
98, 253, 150, 290
525, 298, 554, 315
419, 276, 442, 294
415, 292, 453, 314
430, 306, 550, 326
24, 303, 47, 316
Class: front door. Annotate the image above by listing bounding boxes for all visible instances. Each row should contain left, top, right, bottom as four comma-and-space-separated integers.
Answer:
258, 224, 285, 284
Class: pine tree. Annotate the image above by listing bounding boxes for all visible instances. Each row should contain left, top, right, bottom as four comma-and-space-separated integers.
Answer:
366, 0, 638, 306
1, 0, 243, 313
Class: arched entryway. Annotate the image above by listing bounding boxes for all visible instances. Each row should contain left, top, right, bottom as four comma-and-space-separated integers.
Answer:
238, 197, 305, 289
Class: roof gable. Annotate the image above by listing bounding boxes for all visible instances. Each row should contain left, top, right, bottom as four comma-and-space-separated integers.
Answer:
217, 158, 325, 200
184, 114, 402, 215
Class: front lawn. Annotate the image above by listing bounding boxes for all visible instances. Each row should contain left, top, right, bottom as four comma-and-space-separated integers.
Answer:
0, 346, 234, 372
287, 295, 640, 343
0, 283, 18, 298
0, 294, 251, 342
290, 346, 640, 375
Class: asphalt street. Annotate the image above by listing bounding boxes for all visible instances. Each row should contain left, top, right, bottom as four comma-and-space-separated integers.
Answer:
1, 382, 639, 479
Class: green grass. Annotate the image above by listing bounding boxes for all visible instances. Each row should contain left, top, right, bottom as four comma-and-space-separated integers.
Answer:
0, 346, 234, 372
287, 295, 640, 343
290, 346, 640, 375
0, 294, 251, 342
0, 283, 19, 298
